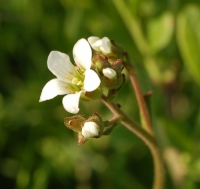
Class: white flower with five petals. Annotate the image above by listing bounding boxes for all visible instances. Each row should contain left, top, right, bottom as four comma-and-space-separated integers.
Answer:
88, 36, 112, 54
39, 39, 100, 114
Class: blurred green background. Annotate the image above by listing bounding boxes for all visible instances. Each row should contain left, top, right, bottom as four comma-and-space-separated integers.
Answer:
1, 0, 200, 188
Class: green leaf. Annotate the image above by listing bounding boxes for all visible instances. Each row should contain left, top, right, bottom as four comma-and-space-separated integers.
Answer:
147, 11, 174, 53
177, 5, 200, 85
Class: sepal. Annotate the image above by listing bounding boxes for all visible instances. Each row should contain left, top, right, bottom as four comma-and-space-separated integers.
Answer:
84, 88, 102, 100
64, 115, 86, 133
78, 134, 87, 145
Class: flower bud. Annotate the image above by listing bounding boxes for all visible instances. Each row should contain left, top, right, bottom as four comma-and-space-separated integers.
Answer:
92, 54, 110, 73
82, 121, 100, 139
81, 113, 104, 139
103, 72, 125, 90
112, 59, 124, 74
102, 68, 117, 79
88, 36, 125, 65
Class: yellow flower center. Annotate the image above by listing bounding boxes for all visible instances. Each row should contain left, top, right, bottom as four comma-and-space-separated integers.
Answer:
71, 77, 83, 88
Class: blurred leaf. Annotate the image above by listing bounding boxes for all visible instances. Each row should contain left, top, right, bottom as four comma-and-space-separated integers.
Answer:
177, 5, 200, 85
64, 9, 83, 41
147, 11, 174, 53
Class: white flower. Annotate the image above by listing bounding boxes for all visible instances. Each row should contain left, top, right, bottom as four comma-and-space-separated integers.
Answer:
39, 39, 101, 114
102, 68, 116, 79
82, 122, 99, 139
88, 36, 111, 54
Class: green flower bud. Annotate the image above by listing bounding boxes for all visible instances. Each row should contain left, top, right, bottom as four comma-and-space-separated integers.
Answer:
112, 59, 124, 74
90, 46, 125, 94
92, 53, 110, 73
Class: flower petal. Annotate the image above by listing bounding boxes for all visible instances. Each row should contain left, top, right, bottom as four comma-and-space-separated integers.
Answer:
82, 121, 99, 139
62, 91, 82, 114
88, 36, 111, 54
88, 36, 101, 51
47, 51, 77, 82
83, 69, 100, 92
39, 78, 69, 102
100, 37, 111, 54
73, 39, 92, 70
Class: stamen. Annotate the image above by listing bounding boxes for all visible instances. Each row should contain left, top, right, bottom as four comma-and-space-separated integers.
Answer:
77, 81, 83, 86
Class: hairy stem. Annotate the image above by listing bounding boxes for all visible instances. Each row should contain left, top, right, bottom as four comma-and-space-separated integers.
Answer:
101, 96, 165, 189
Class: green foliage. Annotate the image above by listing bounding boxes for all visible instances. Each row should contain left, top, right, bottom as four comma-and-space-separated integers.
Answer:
0, 0, 200, 189
177, 5, 200, 85
147, 11, 174, 53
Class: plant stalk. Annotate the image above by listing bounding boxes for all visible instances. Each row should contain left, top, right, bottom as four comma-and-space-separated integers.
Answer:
101, 96, 165, 189
125, 64, 153, 134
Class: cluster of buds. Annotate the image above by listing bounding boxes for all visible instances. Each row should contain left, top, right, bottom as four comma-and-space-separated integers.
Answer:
39, 36, 125, 144
90, 41, 125, 99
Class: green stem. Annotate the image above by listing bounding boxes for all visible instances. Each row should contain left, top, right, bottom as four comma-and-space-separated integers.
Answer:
101, 96, 165, 189
103, 115, 120, 135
